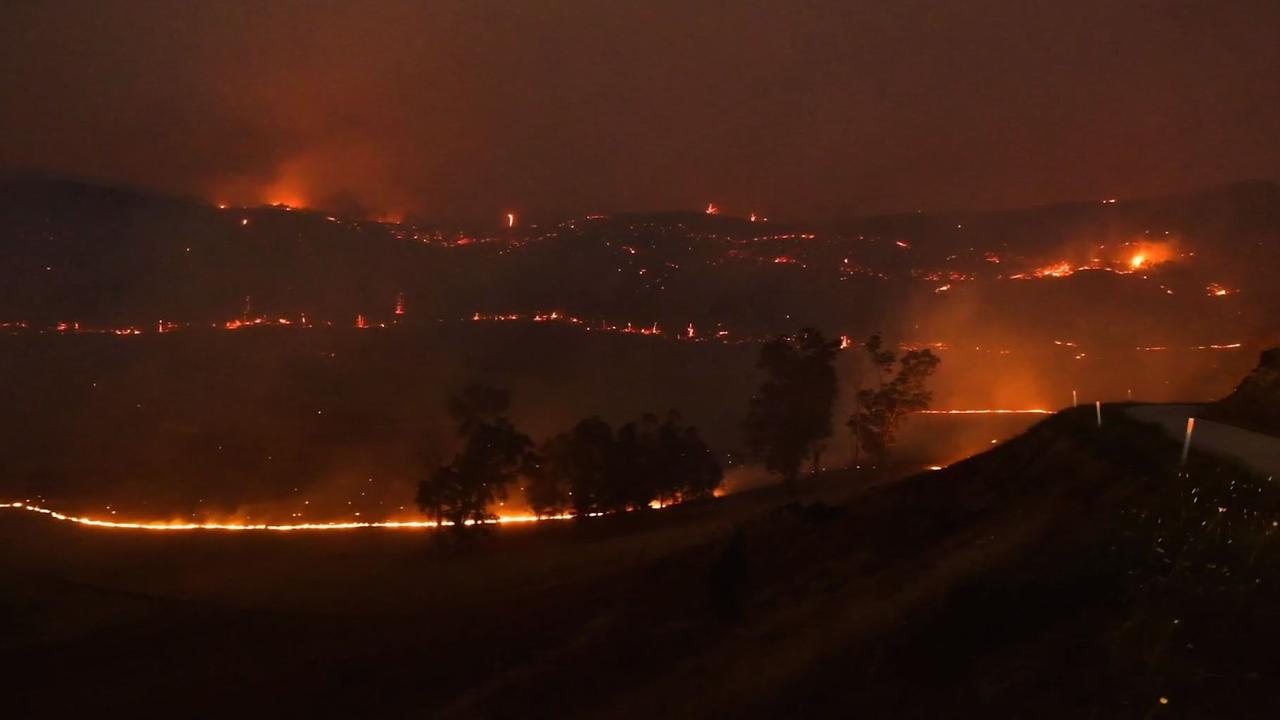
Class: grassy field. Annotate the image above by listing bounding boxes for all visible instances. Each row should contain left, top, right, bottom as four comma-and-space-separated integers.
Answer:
1, 468, 874, 716
5, 407, 1280, 718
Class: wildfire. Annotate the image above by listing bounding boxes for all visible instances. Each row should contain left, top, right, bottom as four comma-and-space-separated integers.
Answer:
0, 501, 574, 532
915, 409, 1052, 415
1011, 240, 1177, 280
2, 491, 745, 533
1122, 241, 1175, 272
1011, 260, 1076, 279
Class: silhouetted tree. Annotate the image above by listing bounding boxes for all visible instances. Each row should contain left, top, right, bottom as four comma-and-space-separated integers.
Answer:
416, 465, 457, 527
649, 411, 722, 505
418, 385, 533, 529
540, 416, 616, 516
536, 411, 723, 516
448, 384, 512, 434
611, 415, 663, 510
848, 334, 941, 467
742, 328, 840, 489
523, 452, 569, 519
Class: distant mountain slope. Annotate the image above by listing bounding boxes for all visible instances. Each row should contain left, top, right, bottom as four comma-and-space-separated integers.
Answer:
1, 177, 1277, 348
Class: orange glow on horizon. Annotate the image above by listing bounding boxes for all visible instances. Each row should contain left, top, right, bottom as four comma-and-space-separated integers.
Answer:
261, 173, 308, 210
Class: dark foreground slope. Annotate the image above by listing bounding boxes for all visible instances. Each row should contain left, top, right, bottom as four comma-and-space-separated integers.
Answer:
1208, 347, 1280, 436
448, 406, 1280, 718
4, 407, 1280, 718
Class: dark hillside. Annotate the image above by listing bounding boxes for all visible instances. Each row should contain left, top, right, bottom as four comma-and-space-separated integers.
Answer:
2, 177, 1277, 345
1208, 347, 1280, 436
4, 404, 1279, 717
448, 407, 1280, 718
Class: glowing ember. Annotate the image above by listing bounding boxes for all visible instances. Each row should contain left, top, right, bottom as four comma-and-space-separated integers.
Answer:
1206, 283, 1232, 297
506, 212, 516, 228
704, 203, 720, 216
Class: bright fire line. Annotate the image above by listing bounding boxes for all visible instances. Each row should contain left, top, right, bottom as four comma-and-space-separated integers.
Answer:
0, 501, 579, 532
915, 409, 1053, 415
3, 409, 1056, 531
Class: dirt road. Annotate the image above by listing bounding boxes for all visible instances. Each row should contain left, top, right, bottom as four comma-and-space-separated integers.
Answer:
1127, 403, 1280, 477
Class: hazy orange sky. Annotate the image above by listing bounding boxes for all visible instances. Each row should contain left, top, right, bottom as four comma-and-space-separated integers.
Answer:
3, 0, 1277, 221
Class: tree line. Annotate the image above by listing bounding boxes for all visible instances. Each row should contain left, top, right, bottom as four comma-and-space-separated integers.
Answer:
743, 329, 941, 488
418, 329, 939, 528
417, 386, 722, 529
